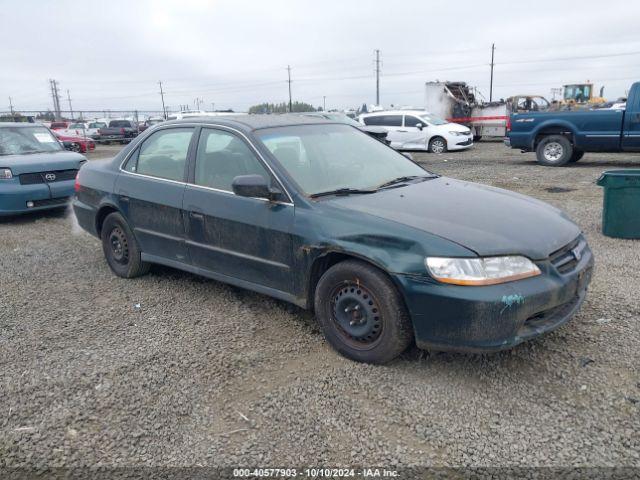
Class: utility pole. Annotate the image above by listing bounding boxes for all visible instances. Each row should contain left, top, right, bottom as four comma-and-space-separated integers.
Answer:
287, 65, 293, 112
211, 102, 215, 112
158, 81, 167, 119
49, 79, 62, 120
374, 49, 381, 106
323, 96, 326, 111
8, 96, 14, 115
66, 89, 74, 120
489, 43, 495, 102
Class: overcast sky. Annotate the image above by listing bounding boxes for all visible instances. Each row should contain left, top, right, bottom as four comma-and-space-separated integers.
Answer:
1, 0, 639, 113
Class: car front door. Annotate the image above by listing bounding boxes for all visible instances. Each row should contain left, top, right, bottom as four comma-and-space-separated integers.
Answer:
397, 115, 429, 149
116, 126, 196, 263
183, 127, 294, 294
622, 90, 640, 151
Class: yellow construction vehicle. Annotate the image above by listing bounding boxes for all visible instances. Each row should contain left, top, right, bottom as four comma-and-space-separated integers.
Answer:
562, 82, 606, 107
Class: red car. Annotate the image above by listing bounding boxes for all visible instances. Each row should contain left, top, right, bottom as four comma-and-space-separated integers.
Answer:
53, 131, 96, 153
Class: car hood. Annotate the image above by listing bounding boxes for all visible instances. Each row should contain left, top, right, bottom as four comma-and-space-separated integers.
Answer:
435, 122, 469, 133
325, 177, 580, 260
0, 151, 86, 175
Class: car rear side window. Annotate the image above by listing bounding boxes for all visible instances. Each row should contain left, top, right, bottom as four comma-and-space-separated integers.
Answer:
128, 127, 194, 181
363, 115, 402, 127
194, 128, 271, 192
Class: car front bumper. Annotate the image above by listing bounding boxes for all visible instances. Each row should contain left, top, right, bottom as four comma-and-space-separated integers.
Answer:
394, 243, 594, 353
0, 180, 74, 216
447, 136, 474, 151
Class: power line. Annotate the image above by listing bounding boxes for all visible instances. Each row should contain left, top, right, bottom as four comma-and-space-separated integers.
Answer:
158, 81, 167, 119
287, 65, 293, 112
489, 43, 495, 102
49, 79, 61, 120
374, 49, 381, 105
66, 89, 74, 120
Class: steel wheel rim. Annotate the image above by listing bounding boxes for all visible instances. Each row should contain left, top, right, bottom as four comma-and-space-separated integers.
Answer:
543, 142, 564, 161
108, 227, 129, 264
329, 281, 383, 350
432, 140, 445, 153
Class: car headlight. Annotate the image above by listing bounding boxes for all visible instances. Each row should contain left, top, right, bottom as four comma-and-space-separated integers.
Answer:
448, 131, 469, 136
0, 168, 13, 179
425, 256, 541, 286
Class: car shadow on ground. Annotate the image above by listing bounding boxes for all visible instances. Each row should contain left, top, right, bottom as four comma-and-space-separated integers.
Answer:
0, 207, 68, 225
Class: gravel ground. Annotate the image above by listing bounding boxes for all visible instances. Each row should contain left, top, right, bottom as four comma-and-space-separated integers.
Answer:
1, 141, 639, 471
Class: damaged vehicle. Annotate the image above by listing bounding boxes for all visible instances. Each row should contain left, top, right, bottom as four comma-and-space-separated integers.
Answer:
0, 123, 87, 216
73, 115, 593, 363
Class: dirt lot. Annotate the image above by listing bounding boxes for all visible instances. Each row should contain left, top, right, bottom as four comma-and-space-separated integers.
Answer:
1, 141, 639, 471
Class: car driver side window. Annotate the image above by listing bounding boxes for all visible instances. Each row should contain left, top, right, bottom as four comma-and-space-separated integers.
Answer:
194, 128, 271, 192
125, 127, 194, 182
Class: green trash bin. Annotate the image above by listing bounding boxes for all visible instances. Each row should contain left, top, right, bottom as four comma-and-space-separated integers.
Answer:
596, 169, 640, 239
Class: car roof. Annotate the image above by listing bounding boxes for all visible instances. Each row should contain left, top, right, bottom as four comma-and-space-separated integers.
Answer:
361, 110, 429, 116
0, 122, 45, 128
164, 114, 335, 132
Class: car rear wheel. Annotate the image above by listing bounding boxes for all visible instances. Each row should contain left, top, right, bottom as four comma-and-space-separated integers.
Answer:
101, 212, 150, 278
428, 136, 447, 154
536, 135, 573, 166
70, 143, 81, 152
314, 260, 413, 364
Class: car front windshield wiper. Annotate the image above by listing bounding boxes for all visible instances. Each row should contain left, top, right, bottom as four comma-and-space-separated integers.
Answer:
377, 174, 438, 190
309, 187, 378, 199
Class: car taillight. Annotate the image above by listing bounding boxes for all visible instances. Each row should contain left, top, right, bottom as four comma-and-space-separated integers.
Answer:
74, 172, 81, 193
506, 117, 512, 132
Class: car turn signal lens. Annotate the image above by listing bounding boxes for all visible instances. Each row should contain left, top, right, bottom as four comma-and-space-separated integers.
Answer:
425, 256, 541, 286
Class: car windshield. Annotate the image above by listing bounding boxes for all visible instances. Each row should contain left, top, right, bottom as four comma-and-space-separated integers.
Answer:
109, 120, 130, 127
256, 124, 431, 196
0, 126, 63, 155
419, 113, 448, 126
68, 123, 86, 129
89, 122, 106, 128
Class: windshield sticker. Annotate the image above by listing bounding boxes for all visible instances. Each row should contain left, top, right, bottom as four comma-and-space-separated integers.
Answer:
33, 132, 55, 143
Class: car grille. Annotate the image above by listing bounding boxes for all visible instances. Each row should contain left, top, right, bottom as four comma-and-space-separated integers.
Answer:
549, 235, 585, 274
30, 197, 70, 208
19, 169, 78, 185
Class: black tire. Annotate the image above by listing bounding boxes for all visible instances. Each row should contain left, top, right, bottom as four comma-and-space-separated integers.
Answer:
428, 136, 447, 154
473, 135, 482, 142
70, 143, 81, 152
535, 135, 573, 166
569, 150, 585, 163
101, 212, 150, 278
314, 260, 413, 364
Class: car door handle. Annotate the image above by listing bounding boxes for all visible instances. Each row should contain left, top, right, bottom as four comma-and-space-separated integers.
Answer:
397, 129, 408, 132
189, 211, 204, 219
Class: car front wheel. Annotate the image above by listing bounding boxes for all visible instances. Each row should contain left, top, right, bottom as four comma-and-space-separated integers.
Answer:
314, 260, 413, 364
101, 212, 150, 278
428, 136, 447, 154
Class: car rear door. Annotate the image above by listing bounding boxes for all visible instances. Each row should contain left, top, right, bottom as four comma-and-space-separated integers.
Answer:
116, 126, 196, 263
364, 115, 404, 148
183, 127, 294, 294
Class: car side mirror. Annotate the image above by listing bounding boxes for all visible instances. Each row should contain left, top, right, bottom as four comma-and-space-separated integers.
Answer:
415, 123, 423, 130
232, 174, 280, 201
